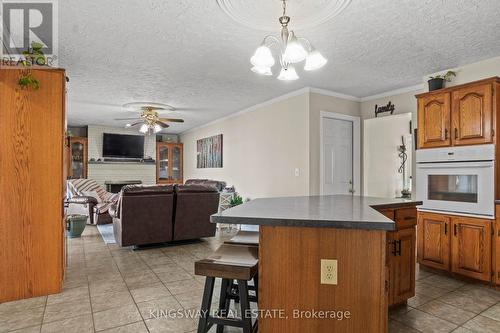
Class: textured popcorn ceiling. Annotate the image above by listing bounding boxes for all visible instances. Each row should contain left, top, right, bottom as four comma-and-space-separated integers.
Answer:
61, 0, 500, 133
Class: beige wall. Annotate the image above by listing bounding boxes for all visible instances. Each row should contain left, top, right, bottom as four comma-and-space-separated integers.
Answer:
180, 93, 310, 200
308, 93, 361, 195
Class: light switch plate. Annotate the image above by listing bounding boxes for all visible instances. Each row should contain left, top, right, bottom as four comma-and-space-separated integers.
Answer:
320, 259, 338, 285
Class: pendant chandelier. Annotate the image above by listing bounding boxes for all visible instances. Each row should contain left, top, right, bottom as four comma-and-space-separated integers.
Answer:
250, 0, 327, 81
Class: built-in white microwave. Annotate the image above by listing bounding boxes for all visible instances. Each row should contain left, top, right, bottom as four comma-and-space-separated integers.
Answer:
416, 145, 495, 218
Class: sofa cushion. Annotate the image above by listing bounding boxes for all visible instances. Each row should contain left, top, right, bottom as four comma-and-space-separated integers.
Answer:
122, 184, 174, 196
176, 184, 218, 193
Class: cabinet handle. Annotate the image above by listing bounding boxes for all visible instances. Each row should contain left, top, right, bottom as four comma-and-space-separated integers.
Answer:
455, 128, 458, 140
396, 240, 402, 256
444, 223, 448, 235
445, 129, 448, 139
391, 241, 397, 256
454, 224, 458, 236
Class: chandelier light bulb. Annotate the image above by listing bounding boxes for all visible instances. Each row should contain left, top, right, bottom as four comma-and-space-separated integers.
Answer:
277, 66, 299, 81
283, 34, 308, 64
251, 65, 273, 76
304, 49, 328, 71
250, 45, 275, 68
139, 124, 149, 133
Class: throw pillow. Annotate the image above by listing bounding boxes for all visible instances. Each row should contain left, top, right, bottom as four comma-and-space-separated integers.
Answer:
82, 190, 102, 203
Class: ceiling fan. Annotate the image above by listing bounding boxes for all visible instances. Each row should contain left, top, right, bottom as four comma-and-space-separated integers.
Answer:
115, 103, 184, 134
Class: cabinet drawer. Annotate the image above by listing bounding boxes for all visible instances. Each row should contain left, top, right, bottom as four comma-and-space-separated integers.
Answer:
395, 208, 417, 229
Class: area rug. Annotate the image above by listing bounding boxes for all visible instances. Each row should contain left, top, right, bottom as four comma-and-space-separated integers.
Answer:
96, 223, 116, 244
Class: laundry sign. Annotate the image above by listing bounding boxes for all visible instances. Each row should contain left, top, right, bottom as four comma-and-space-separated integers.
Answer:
374, 101, 395, 117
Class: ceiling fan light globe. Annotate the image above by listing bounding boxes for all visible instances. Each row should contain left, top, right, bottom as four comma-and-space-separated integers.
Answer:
277, 66, 299, 81
251, 65, 272, 76
154, 124, 162, 133
304, 50, 327, 71
139, 124, 149, 133
283, 37, 307, 64
250, 45, 275, 68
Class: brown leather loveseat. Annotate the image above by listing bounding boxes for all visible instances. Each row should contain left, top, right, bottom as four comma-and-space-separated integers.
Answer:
111, 184, 220, 247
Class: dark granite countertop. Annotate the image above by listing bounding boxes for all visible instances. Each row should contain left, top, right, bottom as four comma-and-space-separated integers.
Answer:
496, 200, 500, 205
211, 195, 422, 231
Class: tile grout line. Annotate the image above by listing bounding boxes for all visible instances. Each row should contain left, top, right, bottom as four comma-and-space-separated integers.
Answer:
107, 242, 151, 333
82, 234, 98, 333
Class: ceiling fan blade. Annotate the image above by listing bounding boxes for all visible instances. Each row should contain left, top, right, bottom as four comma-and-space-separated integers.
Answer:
159, 118, 184, 123
115, 117, 142, 121
156, 121, 170, 128
128, 121, 143, 127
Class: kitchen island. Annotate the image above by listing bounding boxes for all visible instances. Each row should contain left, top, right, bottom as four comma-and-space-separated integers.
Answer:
211, 195, 421, 333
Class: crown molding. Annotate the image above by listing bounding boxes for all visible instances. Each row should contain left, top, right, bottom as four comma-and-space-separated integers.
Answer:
309, 87, 361, 102
359, 84, 424, 102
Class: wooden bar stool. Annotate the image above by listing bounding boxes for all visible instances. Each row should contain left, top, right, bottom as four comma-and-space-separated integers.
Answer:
224, 231, 259, 303
195, 244, 258, 333
224, 231, 259, 247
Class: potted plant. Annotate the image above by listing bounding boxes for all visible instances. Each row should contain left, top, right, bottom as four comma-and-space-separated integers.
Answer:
428, 71, 456, 91
18, 42, 47, 90
230, 194, 244, 207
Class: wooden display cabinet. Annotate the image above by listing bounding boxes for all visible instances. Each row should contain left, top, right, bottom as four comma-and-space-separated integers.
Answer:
68, 136, 88, 179
156, 142, 183, 184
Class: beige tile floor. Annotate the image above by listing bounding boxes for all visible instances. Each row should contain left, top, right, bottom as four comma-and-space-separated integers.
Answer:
1, 226, 499, 333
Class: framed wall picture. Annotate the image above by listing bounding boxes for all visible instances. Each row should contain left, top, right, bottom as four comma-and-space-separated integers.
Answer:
197, 134, 223, 168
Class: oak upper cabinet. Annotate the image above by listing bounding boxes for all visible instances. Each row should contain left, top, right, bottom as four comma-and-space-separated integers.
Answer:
156, 142, 183, 184
417, 77, 499, 149
417, 92, 451, 149
417, 212, 450, 271
451, 84, 493, 146
451, 216, 492, 281
388, 228, 416, 305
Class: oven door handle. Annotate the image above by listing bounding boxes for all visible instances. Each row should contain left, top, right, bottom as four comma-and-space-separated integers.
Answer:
416, 161, 494, 169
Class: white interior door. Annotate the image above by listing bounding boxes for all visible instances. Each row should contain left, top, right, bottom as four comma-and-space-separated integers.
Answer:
322, 117, 353, 195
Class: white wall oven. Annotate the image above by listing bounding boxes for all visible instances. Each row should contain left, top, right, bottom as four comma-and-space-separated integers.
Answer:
416, 145, 495, 218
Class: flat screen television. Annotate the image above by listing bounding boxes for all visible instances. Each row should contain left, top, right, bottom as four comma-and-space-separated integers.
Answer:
102, 133, 144, 158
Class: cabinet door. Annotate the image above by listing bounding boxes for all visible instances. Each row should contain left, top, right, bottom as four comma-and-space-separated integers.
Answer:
170, 144, 183, 183
69, 138, 87, 179
451, 216, 491, 281
494, 206, 500, 286
452, 84, 493, 146
417, 212, 450, 270
391, 228, 416, 305
156, 143, 170, 183
417, 93, 451, 149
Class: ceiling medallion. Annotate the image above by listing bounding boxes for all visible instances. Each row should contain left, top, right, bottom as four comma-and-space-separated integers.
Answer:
216, 0, 352, 31
249, 0, 328, 81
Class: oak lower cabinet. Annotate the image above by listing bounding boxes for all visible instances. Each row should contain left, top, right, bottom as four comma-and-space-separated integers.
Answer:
418, 212, 493, 282
494, 205, 500, 286
388, 228, 416, 305
417, 212, 450, 271
378, 207, 417, 307
451, 216, 491, 281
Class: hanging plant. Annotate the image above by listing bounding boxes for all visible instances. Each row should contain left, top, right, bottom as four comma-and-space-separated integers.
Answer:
18, 42, 47, 90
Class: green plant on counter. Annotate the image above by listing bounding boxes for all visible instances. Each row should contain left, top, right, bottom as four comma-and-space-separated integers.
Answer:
429, 70, 456, 82
18, 42, 47, 90
230, 194, 244, 207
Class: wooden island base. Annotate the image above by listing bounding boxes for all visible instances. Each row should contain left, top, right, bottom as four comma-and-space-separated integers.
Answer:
258, 225, 387, 332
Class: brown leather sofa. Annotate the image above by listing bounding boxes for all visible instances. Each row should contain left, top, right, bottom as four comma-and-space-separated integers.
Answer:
111, 184, 220, 247
173, 185, 220, 241
184, 179, 226, 192
111, 185, 174, 247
